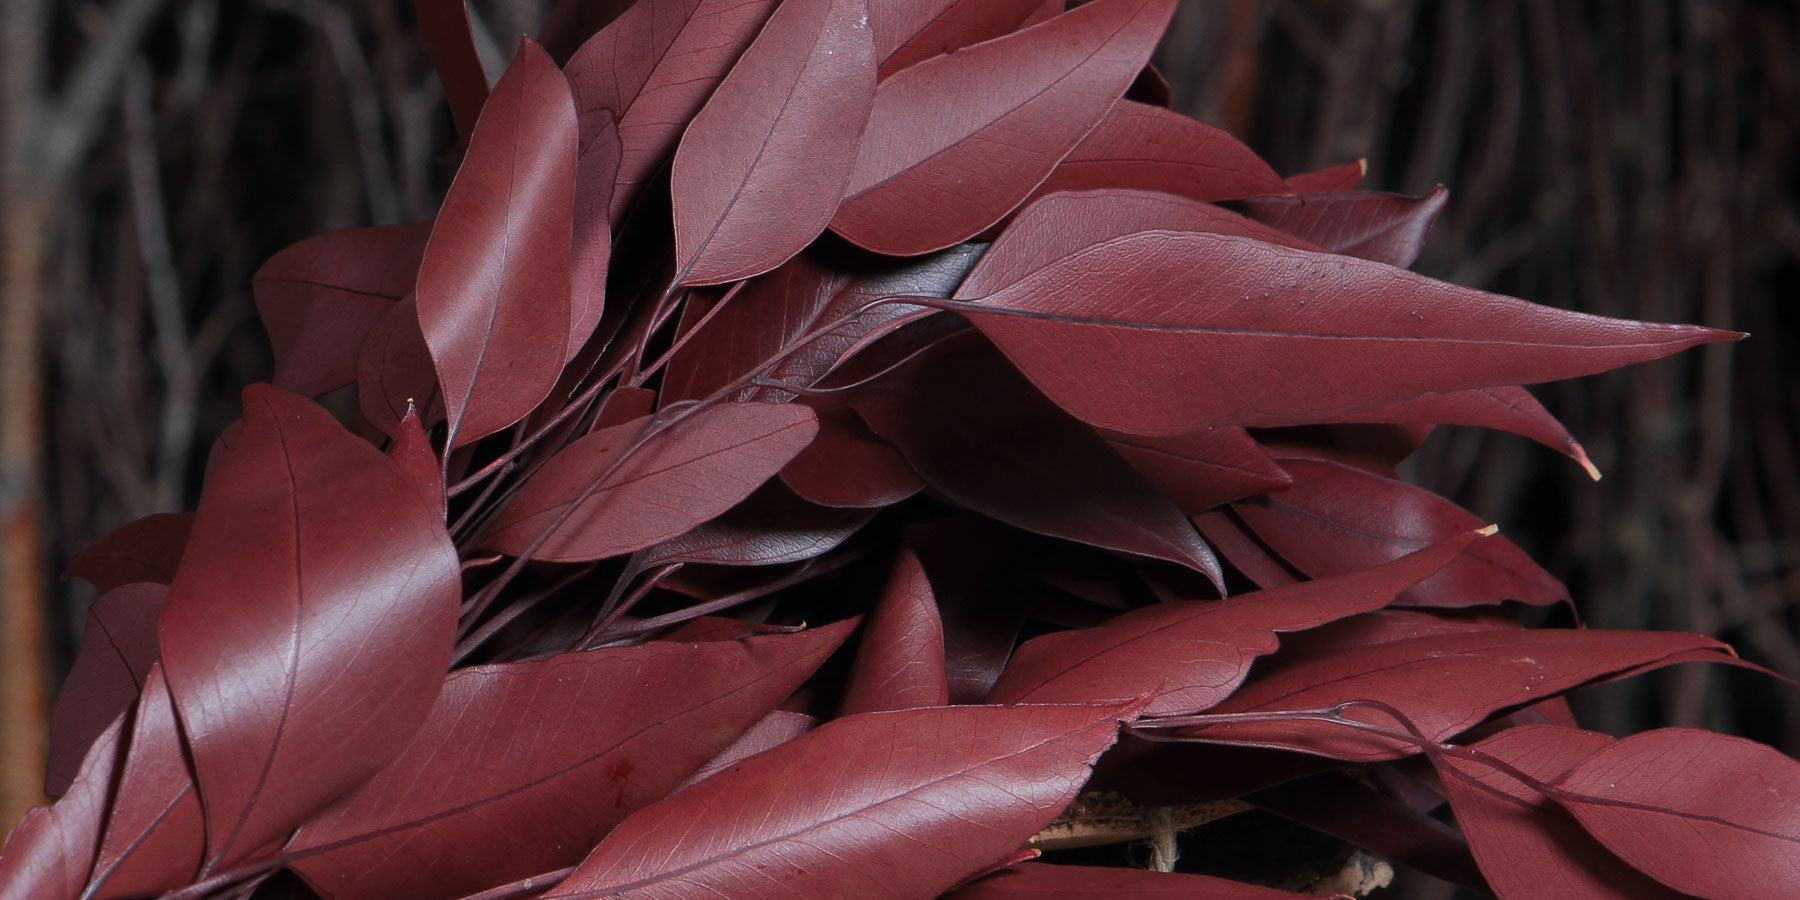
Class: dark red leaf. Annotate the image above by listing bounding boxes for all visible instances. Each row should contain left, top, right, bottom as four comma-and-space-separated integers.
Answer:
1247, 770, 1488, 892
1239, 187, 1450, 269
831, 0, 1177, 255
251, 223, 431, 396
955, 229, 1740, 436
542, 702, 1137, 899
1124, 62, 1172, 106
671, 0, 876, 285
536, 0, 637, 64
570, 110, 619, 361
63, 512, 192, 592
635, 482, 873, 569
1103, 427, 1291, 515
854, 335, 1221, 582
288, 624, 853, 900
778, 402, 924, 507
872, 0, 1058, 78
592, 385, 657, 431
355, 294, 442, 437
415, 0, 488, 137
1309, 385, 1598, 478
1435, 725, 1683, 900
0, 718, 123, 900
417, 39, 575, 447
841, 546, 949, 714
946, 861, 1328, 898
156, 385, 460, 867
1234, 454, 1566, 607
566, 0, 776, 224
84, 666, 206, 900
479, 404, 818, 562
1193, 508, 1302, 589
988, 530, 1486, 715
677, 709, 817, 789
45, 583, 164, 797
908, 516, 1042, 703
385, 404, 444, 518
1285, 160, 1364, 193
1177, 629, 1741, 761
1025, 101, 1288, 206
1553, 728, 1800, 899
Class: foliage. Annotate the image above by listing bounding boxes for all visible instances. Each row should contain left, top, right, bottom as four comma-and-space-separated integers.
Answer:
2, 1, 1792, 898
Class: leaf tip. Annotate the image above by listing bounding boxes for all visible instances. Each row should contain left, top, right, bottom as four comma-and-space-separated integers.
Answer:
1476, 523, 1500, 537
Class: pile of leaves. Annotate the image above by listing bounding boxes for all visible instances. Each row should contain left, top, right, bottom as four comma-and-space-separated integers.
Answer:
4, 1, 1794, 898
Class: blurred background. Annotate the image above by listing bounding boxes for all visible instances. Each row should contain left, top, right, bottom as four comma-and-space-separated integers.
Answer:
1, 0, 1795, 892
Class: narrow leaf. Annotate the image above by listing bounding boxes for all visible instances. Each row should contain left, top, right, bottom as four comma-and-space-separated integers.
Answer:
63, 513, 192, 592
83, 666, 206, 900
570, 109, 619, 361
841, 547, 949, 714
356, 294, 442, 437
778, 402, 924, 507
386, 404, 445, 519
677, 710, 817, 789
1310, 384, 1598, 478
1285, 160, 1364, 193
1103, 427, 1291, 515
671, 0, 876, 285
831, 0, 1177, 255
635, 482, 873, 569
543, 703, 1137, 899
46, 584, 164, 797
1239, 186, 1450, 269
157, 385, 460, 867
415, 0, 489, 137
417, 38, 575, 447
1024, 101, 1288, 205
0, 719, 123, 900
872, 0, 1058, 78
947, 861, 1328, 898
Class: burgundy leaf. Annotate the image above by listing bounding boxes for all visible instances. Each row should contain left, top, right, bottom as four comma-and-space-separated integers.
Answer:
1235, 454, 1566, 607
386, 404, 444, 519
83, 666, 206, 900
1124, 61, 1172, 106
593, 385, 657, 431
1193, 508, 1302, 590
1434, 725, 1683, 900
908, 516, 1042, 703
1285, 160, 1364, 193
415, 0, 488, 137
1103, 427, 1292, 515
635, 482, 873, 568
1553, 728, 1800, 899
0, 718, 123, 900
1310, 384, 1598, 478
989, 530, 1486, 715
947, 861, 1328, 898
872, 0, 1059, 78
536, 0, 638, 64
480, 404, 819, 562
1247, 770, 1487, 892
841, 546, 949, 714
251, 223, 431, 396
854, 334, 1221, 582
955, 229, 1740, 436
543, 702, 1137, 899
1239, 187, 1450, 269
1177, 629, 1741, 761
1024, 101, 1288, 206
566, 0, 776, 224
288, 624, 853, 900
677, 709, 817, 789
45, 583, 164, 797
778, 402, 924, 507
831, 0, 1177, 255
570, 110, 619, 361
417, 39, 575, 447
157, 384, 460, 867
671, 0, 875, 285
356, 293, 442, 437
63, 512, 192, 592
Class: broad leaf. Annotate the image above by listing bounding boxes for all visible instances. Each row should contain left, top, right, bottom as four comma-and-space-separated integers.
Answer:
0, 718, 123, 900
1024, 101, 1288, 205
634, 482, 873, 568
288, 624, 852, 900
63, 512, 192, 592
543, 703, 1137, 899
841, 547, 949, 714
671, 0, 875, 285
417, 39, 575, 447
84, 666, 206, 900
157, 385, 460, 867
947, 861, 1328, 898
479, 404, 819, 562
45, 583, 164, 797
831, 0, 1177, 255
988, 530, 1486, 715
678, 709, 817, 789
1239, 187, 1449, 269
778, 402, 924, 507
1554, 728, 1800, 900
355, 294, 442, 437
251, 223, 430, 396
872, 0, 1058, 78
956, 229, 1739, 436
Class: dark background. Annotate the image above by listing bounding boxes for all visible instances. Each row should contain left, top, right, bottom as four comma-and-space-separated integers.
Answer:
2, 1, 1795, 893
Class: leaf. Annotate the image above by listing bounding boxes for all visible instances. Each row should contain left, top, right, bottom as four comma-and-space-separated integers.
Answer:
1309, 384, 1597, 478
946, 861, 1329, 898
417, 39, 575, 447
854, 334, 1221, 582
634, 481, 873, 568
908, 516, 1043, 703
831, 0, 1177, 255
778, 402, 924, 507
83, 666, 206, 900
988, 530, 1486, 715
355, 293, 444, 438
542, 702, 1137, 899
566, 0, 777, 223
677, 710, 817, 789
288, 624, 853, 900
671, 0, 876, 285
45, 583, 164, 797
156, 385, 461, 867
63, 512, 192, 592
1247, 770, 1489, 892
1238, 186, 1450, 269
955, 229, 1740, 436
1553, 728, 1800, 900
1434, 725, 1684, 900
1285, 159, 1364, 193
1024, 101, 1288, 206
841, 546, 949, 714
1102, 427, 1292, 515
1175, 629, 1742, 761
415, 0, 488, 137
251, 223, 431, 396
386, 404, 444, 519
0, 718, 123, 900
570, 107, 619, 361
871, 0, 1058, 78
1235, 453, 1567, 607
1192, 508, 1302, 590
479, 403, 819, 562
